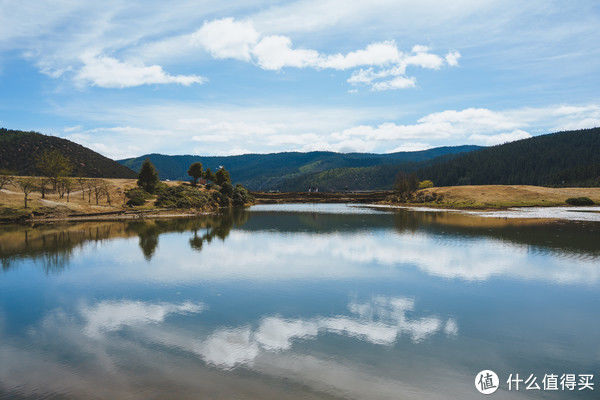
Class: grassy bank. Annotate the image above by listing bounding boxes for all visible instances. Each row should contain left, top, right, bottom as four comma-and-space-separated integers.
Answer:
386, 185, 600, 209
0, 177, 253, 223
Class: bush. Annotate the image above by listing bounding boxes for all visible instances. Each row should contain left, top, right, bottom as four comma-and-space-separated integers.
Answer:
232, 184, 254, 206
418, 180, 434, 189
565, 197, 595, 206
155, 185, 213, 209
220, 182, 234, 197
125, 188, 151, 206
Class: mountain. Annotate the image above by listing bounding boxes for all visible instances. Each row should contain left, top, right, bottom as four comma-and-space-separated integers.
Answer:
417, 127, 600, 187
118, 146, 481, 191
0, 128, 136, 178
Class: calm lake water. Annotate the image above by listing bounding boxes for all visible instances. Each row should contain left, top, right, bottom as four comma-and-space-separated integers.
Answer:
1, 204, 599, 399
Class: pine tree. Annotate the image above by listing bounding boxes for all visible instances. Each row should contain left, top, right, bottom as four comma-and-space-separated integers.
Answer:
137, 159, 159, 193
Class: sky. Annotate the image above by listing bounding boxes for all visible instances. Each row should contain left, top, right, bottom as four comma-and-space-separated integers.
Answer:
0, 0, 599, 159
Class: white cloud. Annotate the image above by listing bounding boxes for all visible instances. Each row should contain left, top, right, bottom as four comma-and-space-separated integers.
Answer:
76, 53, 205, 88
193, 296, 455, 369
445, 51, 461, 66
134, 17, 457, 89
371, 76, 417, 91
81, 300, 204, 337
388, 142, 431, 152
193, 18, 259, 61
468, 129, 532, 145
319, 41, 401, 69
57, 102, 600, 157
252, 35, 321, 70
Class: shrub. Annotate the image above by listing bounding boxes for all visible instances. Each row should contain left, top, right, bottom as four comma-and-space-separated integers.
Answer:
232, 184, 254, 206
220, 182, 234, 197
125, 188, 151, 206
155, 185, 213, 209
565, 197, 595, 206
418, 180, 434, 189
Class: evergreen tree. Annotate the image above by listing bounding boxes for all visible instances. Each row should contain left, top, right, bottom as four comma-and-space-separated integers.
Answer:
187, 162, 203, 186
215, 167, 231, 186
137, 159, 159, 193
204, 168, 215, 182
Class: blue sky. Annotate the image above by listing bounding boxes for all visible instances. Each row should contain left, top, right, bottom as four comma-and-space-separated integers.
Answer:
1, 0, 599, 159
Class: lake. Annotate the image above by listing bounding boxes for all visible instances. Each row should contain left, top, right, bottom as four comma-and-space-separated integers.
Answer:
1, 204, 599, 399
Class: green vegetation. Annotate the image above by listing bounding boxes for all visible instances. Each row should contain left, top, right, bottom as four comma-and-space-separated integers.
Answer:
215, 167, 231, 185
118, 146, 480, 191
137, 159, 159, 193
187, 162, 203, 185
126, 162, 252, 211
204, 168, 215, 182
155, 185, 215, 209
418, 180, 434, 189
232, 184, 254, 206
0, 128, 136, 178
125, 187, 152, 206
418, 128, 600, 187
566, 197, 595, 206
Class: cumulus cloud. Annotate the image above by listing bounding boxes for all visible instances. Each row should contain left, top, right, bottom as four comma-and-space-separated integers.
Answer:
81, 300, 205, 337
76, 53, 205, 88
136, 17, 458, 90
468, 129, 532, 145
188, 296, 455, 369
252, 35, 321, 70
59, 102, 600, 157
371, 76, 417, 91
192, 18, 259, 61
445, 51, 461, 66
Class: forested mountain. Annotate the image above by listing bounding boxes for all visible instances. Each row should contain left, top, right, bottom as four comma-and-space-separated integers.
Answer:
0, 128, 136, 178
417, 128, 600, 187
118, 146, 480, 191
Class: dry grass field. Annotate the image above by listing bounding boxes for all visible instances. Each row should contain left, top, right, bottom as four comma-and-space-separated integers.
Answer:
0, 177, 187, 221
417, 185, 600, 208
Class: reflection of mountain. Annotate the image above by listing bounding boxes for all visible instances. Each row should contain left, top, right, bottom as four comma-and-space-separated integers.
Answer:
241, 209, 600, 258
2, 207, 599, 275
0, 209, 250, 271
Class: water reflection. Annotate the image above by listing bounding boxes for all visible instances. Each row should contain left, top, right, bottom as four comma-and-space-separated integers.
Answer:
0, 209, 249, 270
0, 295, 459, 400
1, 204, 599, 399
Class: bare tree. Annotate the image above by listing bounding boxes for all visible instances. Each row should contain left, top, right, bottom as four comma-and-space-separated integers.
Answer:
63, 178, 73, 202
56, 178, 66, 199
0, 170, 13, 192
36, 150, 72, 190
91, 179, 103, 205
16, 178, 35, 208
77, 177, 87, 200
37, 178, 52, 199
85, 180, 95, 203
57, 178, 74, 201
100, 181, 112, 205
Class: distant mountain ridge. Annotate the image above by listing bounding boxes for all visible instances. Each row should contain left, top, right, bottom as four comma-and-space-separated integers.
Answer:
417, 127, 600, 187
118, 146, 481, 191
0, 128, 137, 178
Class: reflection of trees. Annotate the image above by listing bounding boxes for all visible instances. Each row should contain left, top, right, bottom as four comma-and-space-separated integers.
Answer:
0, 224, 117, 274
125, 208, 249, 260
0, 210, 250, 271
188, 208, 249, 253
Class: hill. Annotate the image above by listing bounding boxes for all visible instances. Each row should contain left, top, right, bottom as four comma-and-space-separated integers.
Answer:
0, 128, 136, 178
417, 127, 600, 187
119, 146, 480, 191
